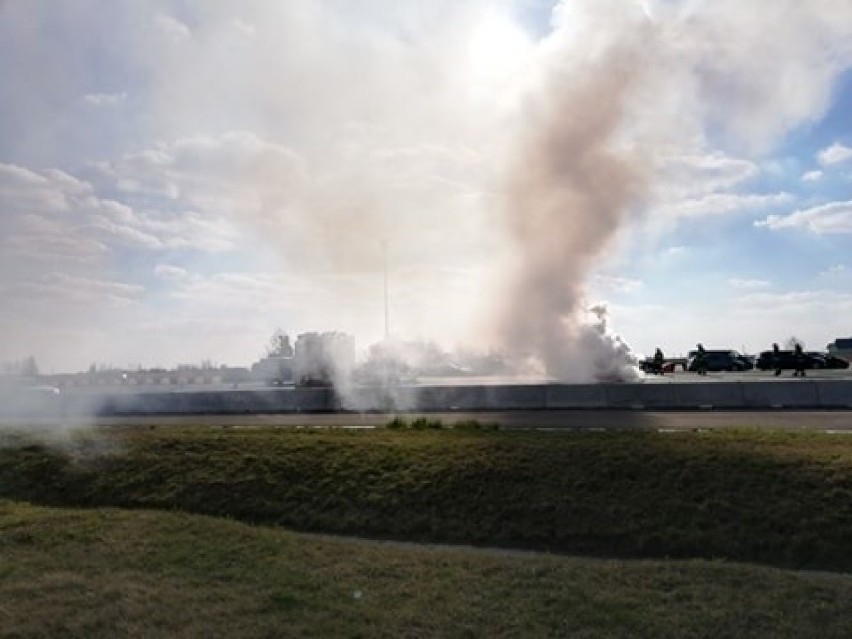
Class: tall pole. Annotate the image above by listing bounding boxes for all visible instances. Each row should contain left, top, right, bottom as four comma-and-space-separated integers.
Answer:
382, 239, 389, 340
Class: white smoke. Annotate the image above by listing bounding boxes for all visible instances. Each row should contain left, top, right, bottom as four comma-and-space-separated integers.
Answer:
2, 1, 852, 380
490, 0, 852, 382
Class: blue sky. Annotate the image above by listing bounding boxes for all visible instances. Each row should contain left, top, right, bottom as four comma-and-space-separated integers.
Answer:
1, 0, 851, 374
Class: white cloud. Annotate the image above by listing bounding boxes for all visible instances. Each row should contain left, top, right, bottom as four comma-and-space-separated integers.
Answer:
232, 19, 256, 38
669, 3, 852, 154
0, 163, 87, 213
1, 273, 143, 308
83, 92, 127, 107
733, 289, 852, 314
89, 214, 164, 250
817, 142, 852, 166
657, 192, 793, 219
818, 264, 849, 280
0, 164, 109, 273
654, 153, 759, 199
755, 200, 852, 234
93, 129, 500, 273
2, 214, 108, 263
728, 278, 770, 290
823, 264, 846, 275
662, 246, 686, 258
593, 274, 644, 293
801, 170, 823, 182
1, 160, 241, 255
154, 264, 188, 280
155, 13, 191, 40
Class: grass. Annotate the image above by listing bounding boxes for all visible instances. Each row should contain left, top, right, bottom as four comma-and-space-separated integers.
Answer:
3, 500, 852, 638
1, 424, 852, 571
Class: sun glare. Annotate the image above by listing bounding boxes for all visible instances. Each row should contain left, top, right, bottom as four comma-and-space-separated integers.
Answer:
467, 13, 533, 96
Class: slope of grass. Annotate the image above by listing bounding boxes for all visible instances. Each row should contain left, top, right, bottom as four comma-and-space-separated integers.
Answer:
1, 426, 852, 570
3, 500, 852, 638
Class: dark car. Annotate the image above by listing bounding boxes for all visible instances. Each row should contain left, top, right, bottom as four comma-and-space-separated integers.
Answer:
808, 352, 849, 370
755, 350, 825, 371
687, 350, 752, 372
738, 354, 756, 369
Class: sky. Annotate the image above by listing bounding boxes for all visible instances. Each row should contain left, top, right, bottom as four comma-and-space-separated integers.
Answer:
1, 0, 851, 374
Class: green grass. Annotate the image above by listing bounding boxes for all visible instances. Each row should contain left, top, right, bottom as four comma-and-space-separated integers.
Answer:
1, 426, 852, 571
3, 500, 852, 638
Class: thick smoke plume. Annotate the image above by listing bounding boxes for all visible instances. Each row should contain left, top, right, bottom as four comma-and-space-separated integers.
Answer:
492, 0, 852, 382
496, 6, 651, 381
2, 1, 852, 378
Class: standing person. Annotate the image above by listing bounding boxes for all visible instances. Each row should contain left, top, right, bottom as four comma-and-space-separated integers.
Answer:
793, 343, 807, 377
653, 347, 665, 375
694, 343, 708, 376
772, 342, 783, 377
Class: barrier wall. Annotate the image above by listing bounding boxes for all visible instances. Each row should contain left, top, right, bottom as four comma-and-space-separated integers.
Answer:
813, 381, 852, 409
5, 380, 852, 417
86, 381, 852, 415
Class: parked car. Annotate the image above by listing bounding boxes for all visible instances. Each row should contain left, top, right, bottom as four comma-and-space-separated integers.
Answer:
809, 352, 850, 370
755, 350, 826, 371
826, 338, 852, 363
738, 354, 756, 369
687, 350, 752, 372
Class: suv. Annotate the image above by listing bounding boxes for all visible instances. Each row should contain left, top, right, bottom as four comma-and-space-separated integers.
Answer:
755, 350, 825, 371
687, 350, 752, 372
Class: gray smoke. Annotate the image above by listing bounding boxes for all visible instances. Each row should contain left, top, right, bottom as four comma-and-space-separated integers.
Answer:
492, 0, 852, 382
3, 1, 852, 380
495, 7, 651, 381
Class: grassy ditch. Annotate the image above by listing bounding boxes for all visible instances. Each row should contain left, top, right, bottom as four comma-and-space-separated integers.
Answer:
3, 500, 852, 638
1, 425, 852, 570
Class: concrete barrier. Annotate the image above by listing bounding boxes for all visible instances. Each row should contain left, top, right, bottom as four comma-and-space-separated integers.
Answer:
741, 381, 820, 409
332, 385, 419, 412
605, 383, 677, 409
815, 381, 852, 409
669, 383, 746, 409
544, 384, 608, 409
71, 389, 305, 415
415, 385, 489, 411
293, 388, 334, 412
481, 385, 547, 410
35, 379, 852, 417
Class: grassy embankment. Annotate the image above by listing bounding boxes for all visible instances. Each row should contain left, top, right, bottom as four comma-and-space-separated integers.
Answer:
3, 499, 852, 638
2, 423, 851, 570
3, 423, 852, 636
